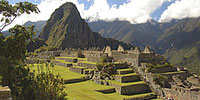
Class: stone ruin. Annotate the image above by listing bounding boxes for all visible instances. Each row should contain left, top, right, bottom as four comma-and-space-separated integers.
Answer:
26, 45, 200, 100
0, 86, 12, 100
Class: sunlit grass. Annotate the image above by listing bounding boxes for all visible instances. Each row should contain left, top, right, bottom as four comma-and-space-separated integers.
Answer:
27, 64, 85, 80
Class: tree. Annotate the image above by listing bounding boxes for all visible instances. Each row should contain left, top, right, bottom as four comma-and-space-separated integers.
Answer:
0, 1, 67, 100
0, 0, 39, 32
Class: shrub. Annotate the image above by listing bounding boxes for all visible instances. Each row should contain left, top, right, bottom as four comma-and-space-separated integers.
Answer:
96, 58, 116, 80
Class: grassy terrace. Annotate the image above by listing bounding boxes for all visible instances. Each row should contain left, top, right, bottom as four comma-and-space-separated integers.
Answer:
54, 60, 72, 64
65, 81, 156, 100
56, 56, 87, 61
79, 61, 97, 64
117, 68, 133, 72
121, 92, 155, 99
115, 73, 137, 77
162, 71, 185, 74
107, 80, 145, 86
27, 64, 85, 80
53, 59, 78, 65
71, 66, 87, 69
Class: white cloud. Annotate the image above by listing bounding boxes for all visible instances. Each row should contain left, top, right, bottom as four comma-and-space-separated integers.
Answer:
83, 0, 170, 24
1, 0, 172, 31
159, 0, 200, 22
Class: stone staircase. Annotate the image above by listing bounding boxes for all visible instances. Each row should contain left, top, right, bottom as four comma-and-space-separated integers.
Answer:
107, 65, 157, 100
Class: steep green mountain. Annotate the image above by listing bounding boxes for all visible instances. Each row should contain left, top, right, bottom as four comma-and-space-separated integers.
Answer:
158, 17, 200, 74
39, 2, 131, 50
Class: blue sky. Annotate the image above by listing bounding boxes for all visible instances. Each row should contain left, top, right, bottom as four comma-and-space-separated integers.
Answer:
4, 0, 200, 30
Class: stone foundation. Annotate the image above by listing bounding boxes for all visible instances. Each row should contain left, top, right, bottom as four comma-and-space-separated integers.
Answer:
114, 63, 128, 69
151, 66, 177, 73
162, 71, 190, 82
53, 61, 73, 67
55, 57, 77, 63
109, 82, 151, 95
77, 62, 96, 69
0, 86, 12, 100
115, 74, 141, 83
116, 69, 134, 75
69, 67, 87, 74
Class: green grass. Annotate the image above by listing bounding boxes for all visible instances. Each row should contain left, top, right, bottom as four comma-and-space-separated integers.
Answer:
27, 64, 85, 80
162, 71, 185, 74
84, 69, 94, 71
54, 60, 72, 64
26, 64, 156, 100
117, 68, 133, 72
121, 92, 155, 99
71, 66, 87, 69
64, 80, 156, 100
107, 80, 145, 86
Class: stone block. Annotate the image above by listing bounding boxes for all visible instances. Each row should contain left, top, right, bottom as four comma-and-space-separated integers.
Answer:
116, 84, 151, 95
114, 63, 128, 69
69, 67, 87, 74
115, 74, 141, 83
117, 69, 134, 75
0, 86, 12, 100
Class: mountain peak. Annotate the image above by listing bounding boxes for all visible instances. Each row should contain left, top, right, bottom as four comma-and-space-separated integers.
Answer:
39, 2, 131, 50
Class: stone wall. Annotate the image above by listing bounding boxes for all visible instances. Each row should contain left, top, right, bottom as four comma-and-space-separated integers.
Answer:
115, 75, 140, 83
163, 86, 200, 100
60, 50, 78, 57
187, 76, 200, 87
69, 67, 87, 74
38, 51, 62, 57
109, 83, 151, 95
0, 86, 12, 100
162, 71, 190, 82
55, 57, 77, 63
84, 51, 103, 62
151, 66, 177, 73
77, 62, 96, 69
53, 61, 72, 67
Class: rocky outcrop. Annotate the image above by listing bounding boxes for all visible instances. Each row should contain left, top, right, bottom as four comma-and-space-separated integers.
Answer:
40, 2, 131, 50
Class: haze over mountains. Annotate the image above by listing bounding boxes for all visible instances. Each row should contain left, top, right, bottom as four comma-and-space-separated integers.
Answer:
4, 2, 200, 74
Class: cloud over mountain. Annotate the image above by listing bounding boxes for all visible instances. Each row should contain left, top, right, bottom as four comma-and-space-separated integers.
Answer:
159, 0, 200, 22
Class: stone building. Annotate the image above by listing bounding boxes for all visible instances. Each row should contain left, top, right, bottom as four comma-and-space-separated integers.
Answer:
104, 45, 164, 67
